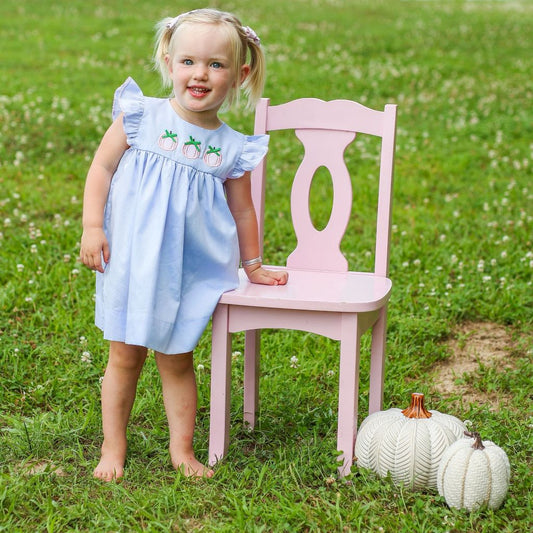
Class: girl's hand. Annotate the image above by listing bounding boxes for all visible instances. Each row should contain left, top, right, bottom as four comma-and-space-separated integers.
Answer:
80, 227, 110, 273
245, 266, 288, 286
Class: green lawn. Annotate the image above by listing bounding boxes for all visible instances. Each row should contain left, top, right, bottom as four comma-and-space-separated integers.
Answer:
0, 0, 531, 531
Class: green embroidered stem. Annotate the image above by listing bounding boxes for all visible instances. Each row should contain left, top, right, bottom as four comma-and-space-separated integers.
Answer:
162, 129, 177, 141
206, 146, 221, 155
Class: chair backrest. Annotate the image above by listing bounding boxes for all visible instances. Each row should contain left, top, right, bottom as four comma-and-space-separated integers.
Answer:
251, 98, 397, 276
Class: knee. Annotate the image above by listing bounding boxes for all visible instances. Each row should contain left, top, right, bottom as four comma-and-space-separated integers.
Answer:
109, 342, 147, 372
155, 351, 193, 374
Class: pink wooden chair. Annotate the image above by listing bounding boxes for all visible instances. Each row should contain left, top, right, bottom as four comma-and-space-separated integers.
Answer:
209, 97, 397, 476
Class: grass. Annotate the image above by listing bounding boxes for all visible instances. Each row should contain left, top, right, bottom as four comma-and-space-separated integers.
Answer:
0, 0, 532, 531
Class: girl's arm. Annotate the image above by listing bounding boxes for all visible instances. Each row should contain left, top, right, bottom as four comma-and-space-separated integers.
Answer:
225, 172, 288, 286
80, 114, 129, 273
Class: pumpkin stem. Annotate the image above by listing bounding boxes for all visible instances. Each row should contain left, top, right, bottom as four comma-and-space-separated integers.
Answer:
401, 392, 432, 419
465, 431, 486, 450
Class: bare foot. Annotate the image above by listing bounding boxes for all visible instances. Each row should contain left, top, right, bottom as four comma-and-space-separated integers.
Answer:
170, 450, 214, 478
93, 443, 126, 482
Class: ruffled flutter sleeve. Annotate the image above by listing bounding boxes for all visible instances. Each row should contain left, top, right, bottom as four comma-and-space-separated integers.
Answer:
112, 77, 144, 146
229, 134, 270, 179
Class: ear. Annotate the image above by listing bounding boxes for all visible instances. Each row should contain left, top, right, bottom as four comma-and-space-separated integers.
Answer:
164, 54, 173, 73
239, 64, 251, 85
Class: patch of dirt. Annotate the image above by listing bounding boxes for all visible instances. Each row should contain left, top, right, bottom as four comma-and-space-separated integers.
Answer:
15, 460, 66, 477
432, 322, 516, 411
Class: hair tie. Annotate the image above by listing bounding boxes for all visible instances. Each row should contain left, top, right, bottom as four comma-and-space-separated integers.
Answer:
166, 10, 197, 30
242, 26, 261, 45
166, 15, 181, 29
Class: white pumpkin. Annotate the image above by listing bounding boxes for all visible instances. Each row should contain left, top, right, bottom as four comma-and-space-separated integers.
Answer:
355, 393, 466, 490
437, 431, 510, 511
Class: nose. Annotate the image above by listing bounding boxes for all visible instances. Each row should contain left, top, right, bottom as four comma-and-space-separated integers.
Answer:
192, 64, 208, 81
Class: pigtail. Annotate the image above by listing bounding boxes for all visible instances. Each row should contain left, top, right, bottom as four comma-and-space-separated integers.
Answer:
241, 38, 266, 111
153, 18, 175, 88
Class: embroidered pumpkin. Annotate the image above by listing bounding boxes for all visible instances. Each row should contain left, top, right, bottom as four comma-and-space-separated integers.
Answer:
158, 129, 178, 151
437, 431, 510, 511
354, 393, 466, 490
203, 145, 222, 167
183, 136, 201, 159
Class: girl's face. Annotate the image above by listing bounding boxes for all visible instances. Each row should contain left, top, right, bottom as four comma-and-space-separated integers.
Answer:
166, 23, 249, 129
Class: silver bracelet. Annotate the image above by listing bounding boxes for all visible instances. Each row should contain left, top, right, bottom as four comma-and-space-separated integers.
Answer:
242, 256, 262, 267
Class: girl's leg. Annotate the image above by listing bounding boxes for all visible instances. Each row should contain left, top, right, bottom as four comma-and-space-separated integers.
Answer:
155, 351, 214, 478
94, 341, 147, 481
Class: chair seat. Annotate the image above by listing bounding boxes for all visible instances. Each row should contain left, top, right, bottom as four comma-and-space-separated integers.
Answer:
220, 267, 392, 313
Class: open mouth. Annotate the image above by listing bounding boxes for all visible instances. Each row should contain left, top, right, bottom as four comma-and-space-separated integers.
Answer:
188, 87, 210, 97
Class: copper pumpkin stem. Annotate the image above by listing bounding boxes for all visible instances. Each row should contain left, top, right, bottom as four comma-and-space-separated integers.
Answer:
401, 392, 432, 419
465, 431, 486, 450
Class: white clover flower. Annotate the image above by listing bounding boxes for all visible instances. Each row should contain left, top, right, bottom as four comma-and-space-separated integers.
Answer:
17, 264, 24, 272
81, 351, 92, 364
290, 356, 299, 369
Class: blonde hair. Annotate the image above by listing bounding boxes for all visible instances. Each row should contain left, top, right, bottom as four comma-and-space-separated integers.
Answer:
153, 8, 265, 111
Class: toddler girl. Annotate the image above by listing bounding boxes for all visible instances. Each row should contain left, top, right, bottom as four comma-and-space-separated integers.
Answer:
80, 8, 288, 481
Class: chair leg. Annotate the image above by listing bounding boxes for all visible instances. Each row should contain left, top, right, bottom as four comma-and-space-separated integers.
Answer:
337, 313, 361, 477
243, 329, 260, 428
209, 304, 233, 466
368, 306, 387, 414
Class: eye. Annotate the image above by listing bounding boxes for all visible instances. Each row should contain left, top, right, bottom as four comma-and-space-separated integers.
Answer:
183, 59, 193, 66
210, 61, 224, 69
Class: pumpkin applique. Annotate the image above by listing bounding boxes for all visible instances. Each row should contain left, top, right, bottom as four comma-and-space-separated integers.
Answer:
183, 136, 201, 159
437, 431, 510, 511
203, 145, 222, 167
158, 129, 178, 151
354, 392, 466, 491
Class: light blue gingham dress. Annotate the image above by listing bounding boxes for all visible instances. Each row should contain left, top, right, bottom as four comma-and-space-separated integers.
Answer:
94, 78, 269, 354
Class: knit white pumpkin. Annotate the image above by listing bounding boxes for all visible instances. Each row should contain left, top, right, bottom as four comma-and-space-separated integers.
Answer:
355, 393, 466, 490
437, 431, 510, 511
